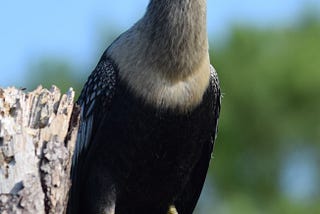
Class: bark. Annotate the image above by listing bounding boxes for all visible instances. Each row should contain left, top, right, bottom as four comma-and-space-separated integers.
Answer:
0, 86, 79, 214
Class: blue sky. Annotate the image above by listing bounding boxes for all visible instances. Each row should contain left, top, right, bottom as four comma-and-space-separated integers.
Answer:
0, 0, 319, 87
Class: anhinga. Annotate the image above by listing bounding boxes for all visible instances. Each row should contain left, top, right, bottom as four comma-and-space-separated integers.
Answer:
68, 0, 221, 213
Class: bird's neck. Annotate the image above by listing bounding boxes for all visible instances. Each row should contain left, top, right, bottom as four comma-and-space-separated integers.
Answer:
107, 0, 210, 111
141, 0, 208, 77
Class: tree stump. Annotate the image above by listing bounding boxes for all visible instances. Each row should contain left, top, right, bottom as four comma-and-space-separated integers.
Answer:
0, 86, 79, 214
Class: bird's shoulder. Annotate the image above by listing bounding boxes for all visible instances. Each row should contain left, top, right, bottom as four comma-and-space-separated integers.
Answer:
209, 65, 220, 97
77, 56, 118, 118
209, 65, 221, 112
72, 55, 118, 173
207, 65, 221, 140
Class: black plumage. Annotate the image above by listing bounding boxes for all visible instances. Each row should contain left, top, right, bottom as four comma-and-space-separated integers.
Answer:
68, 1, 221, 214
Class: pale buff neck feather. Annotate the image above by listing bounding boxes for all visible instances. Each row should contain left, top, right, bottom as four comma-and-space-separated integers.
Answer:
107, 0, 210, 112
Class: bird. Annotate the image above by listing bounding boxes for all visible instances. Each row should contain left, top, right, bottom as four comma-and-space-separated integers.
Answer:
67, 0, 221, 213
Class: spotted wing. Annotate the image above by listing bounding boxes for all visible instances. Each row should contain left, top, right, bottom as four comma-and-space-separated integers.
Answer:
68, 56, 118, 214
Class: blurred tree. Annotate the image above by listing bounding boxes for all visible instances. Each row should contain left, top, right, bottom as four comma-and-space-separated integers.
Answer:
208, 14, 320, 213
26, 57, 84, 97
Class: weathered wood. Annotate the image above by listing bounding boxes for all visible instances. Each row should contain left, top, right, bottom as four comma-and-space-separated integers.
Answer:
0, 86, 79, 214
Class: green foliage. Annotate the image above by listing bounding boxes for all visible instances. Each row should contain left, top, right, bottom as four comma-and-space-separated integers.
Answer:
26, 57, 85, 97
208, 17, 320, 213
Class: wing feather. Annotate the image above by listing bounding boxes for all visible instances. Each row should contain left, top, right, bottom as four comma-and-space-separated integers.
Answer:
175, 65, 221, 214
68, 56, 118, 213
